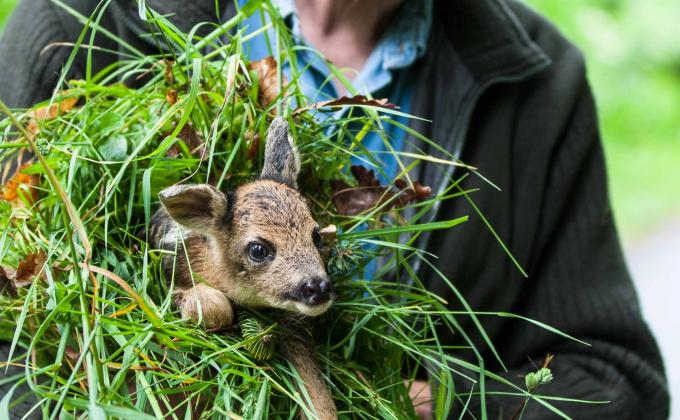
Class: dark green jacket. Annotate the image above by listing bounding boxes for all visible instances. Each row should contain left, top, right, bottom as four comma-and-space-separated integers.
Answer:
0, 0, 669, 418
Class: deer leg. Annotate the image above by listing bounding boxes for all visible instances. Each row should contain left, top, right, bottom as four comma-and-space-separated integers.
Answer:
174, 283, 234, 329
280, 319, 337, 420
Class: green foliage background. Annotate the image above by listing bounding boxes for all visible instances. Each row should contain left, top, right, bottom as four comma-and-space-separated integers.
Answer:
2, 0, 679, 240
0, 0, 16, 33
524, 0, 680, 241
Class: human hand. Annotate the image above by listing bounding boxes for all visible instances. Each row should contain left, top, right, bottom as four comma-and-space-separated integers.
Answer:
408, 380, 433, 420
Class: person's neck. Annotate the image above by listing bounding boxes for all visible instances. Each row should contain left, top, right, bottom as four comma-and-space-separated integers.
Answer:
295, 0, 402, 92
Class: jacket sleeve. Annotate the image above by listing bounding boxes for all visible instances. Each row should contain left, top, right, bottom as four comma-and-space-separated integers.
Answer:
0, 0, 83, 108
450, 78, 669, 419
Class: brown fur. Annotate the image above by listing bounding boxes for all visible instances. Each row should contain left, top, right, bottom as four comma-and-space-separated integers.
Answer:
149, 117, 337, 418
151, 181, 328, 315
281, 322, 338, 420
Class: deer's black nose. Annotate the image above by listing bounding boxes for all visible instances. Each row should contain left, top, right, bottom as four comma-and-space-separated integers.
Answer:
298, 276, 332, 305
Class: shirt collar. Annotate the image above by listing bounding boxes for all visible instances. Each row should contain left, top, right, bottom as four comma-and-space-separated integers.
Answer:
378, 0, 432, 70
272, 0, 433, 94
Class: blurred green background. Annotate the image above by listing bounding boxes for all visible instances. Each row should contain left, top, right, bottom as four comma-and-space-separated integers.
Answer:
1, 0, 679, 242
0, 0, 16, 34
525, 0, 680, 243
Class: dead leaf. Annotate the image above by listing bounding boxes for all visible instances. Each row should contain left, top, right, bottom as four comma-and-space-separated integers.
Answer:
331, 165, 431, 216
165, 88, 178, 105
27, 97, 78, 121
293, 95, 397, 116
26, 96, 78, 135
1, 163, 39, 208
350, 165, 381, 188
394, 179, 432, 204
65, 346, 80, 363
331, 180, 384, 216
15, 250, 47, 286
164, 59, 175, 85
165, 123, 205, 158
0, 266, 17, 298
1, 148, 33, 185
248, 56, 286, 108
331, 166, 389, 216
247, 131, 261, 161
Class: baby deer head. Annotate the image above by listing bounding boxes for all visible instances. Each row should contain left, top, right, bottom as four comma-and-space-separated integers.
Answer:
158, 117, 333, 316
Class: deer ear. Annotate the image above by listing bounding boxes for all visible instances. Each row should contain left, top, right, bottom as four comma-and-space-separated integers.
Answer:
159, 184, 229, 234
260, 117, 301, 189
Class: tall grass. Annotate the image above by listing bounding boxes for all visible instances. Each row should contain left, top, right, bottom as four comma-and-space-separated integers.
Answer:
0, 1, 591, 418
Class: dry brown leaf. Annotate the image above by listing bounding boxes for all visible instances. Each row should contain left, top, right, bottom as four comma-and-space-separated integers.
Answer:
293, 95, 397, 116
394, 179, 432, 204
331, 181, 384, 216
331, 165, 431, 216
164, 59, 175, 85
0, 266, 17, 298
248, 56, 286, 108
26, 96, 78, 135
247, 131, 261, 161
1, 163, 39, 208
1, 149, 31, 185
27, 97, 78, 121
165, 88, 178, 105
165, 123, 205, 158
15, 250, 47, 286
331, 166, 389, 216
65, 346, 81, 363
350, 165, 381, 188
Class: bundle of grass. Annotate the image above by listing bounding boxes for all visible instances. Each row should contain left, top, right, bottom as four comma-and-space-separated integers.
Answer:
0, 1, 590, 418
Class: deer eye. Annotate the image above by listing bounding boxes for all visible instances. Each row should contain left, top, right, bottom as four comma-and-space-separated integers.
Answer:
312, 227, 321, 248
247, 242, 271, 262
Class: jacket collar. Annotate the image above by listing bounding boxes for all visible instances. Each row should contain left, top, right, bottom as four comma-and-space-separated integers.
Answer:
436, 0, 550, 84
404, 1, 551, 278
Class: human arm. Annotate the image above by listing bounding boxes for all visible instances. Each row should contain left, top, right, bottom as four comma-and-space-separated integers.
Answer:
0, 0, 86, 108
427, 74, 669, 419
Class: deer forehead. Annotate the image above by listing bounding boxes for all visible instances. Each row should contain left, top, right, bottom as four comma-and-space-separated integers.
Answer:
231, 180, 316, 237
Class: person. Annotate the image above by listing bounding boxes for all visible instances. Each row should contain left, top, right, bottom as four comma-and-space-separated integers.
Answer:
0, 0, 670, 418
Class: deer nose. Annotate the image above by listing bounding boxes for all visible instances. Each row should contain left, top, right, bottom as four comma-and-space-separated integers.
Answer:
299, 276, 332, 305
